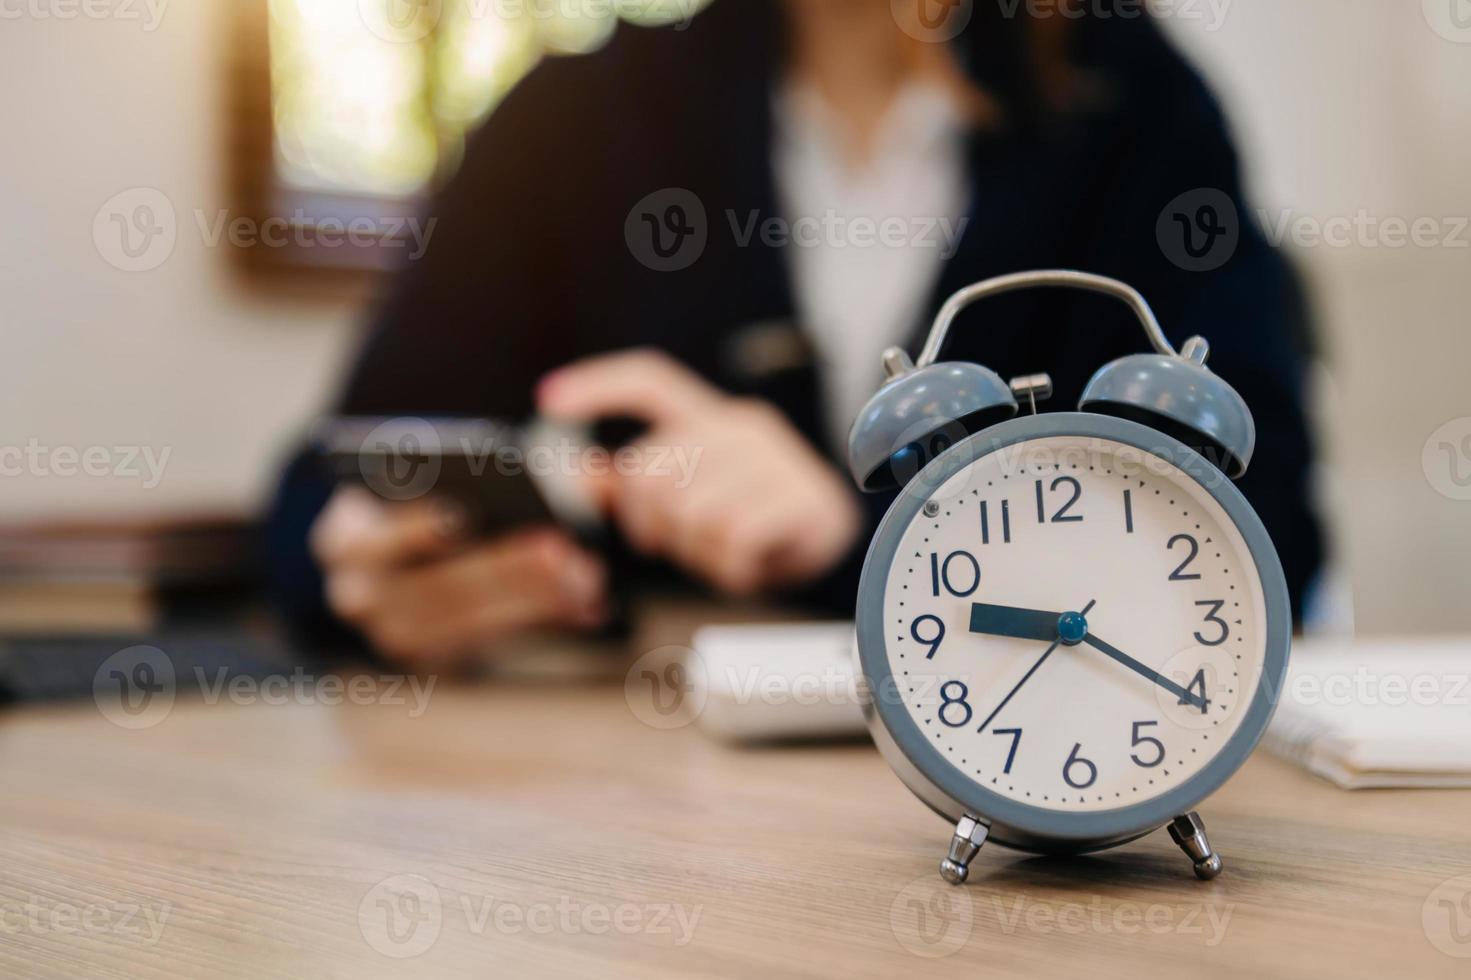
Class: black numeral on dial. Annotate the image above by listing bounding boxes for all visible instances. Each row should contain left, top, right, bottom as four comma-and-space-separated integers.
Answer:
992, 727, 1022, 773
910, 615, 945, 659
938, 681, 972, 728
1193, 599, 1230, 645
980, 500, 1011, 544
1130, 721, 1166, 768
1181, 669, 1211, 714
1062, 743, 1098, 789
1167, 533, 1201, 580
1035, 476, 1083, 523
929, 551, 980, 597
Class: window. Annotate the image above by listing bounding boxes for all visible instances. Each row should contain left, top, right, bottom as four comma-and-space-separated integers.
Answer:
242, 0, 706, 274
269, 0, 705, 197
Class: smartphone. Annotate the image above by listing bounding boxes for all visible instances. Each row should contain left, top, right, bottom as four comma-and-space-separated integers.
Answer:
312, 415, 602, 540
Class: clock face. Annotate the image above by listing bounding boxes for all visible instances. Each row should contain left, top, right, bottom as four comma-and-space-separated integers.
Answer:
878, 432, 1269, 814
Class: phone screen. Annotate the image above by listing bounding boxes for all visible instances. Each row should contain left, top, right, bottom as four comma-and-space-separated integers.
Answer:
313, 416, 601, 539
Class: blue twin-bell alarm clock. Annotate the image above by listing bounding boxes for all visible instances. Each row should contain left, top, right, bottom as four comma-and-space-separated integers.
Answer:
846, 270, 1290, 884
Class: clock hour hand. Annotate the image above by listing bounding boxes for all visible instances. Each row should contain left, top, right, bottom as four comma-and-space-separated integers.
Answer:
968, 602, 1066, 643
1081, 632, 1208, 710
973, 600, 1095, 733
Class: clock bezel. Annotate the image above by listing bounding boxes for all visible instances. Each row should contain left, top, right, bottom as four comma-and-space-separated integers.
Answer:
855, 412, 1291, 853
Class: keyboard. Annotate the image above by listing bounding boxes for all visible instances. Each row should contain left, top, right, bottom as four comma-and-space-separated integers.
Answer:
0, 633, 300, 706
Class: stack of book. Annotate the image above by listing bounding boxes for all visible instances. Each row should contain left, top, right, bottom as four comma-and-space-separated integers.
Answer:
0, 518, 254, 632
1264, 636, 1471, 788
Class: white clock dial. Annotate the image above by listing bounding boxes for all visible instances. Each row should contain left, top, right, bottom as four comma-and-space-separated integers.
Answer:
881, 434, 1269, 813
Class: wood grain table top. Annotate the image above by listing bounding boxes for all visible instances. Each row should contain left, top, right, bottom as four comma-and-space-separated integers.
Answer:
2, 657, 1469, 979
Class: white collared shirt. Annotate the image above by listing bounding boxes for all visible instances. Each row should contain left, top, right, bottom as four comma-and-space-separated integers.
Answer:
773, 81, 971, 451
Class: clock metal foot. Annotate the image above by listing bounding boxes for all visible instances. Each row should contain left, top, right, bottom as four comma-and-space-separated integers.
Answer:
1169, 812, 1223, 881
939, 815, 989, 885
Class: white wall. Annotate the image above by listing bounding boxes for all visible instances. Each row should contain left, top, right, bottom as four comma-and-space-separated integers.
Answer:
0, 0, 364, 520
1163, 3, 1471, 633
2, 1, 1467, 632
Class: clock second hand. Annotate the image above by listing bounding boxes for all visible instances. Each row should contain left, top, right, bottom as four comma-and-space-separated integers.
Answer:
974, 599, 1096, 733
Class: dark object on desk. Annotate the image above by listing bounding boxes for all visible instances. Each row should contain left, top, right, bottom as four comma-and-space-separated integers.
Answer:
0, 633, 305, 707
273, 414, 649, 652
315, 415, 581, 538
0, 517, 257, 634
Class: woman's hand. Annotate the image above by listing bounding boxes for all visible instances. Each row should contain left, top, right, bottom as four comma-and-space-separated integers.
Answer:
538, 348, 862, 596
310, 487, 608, 667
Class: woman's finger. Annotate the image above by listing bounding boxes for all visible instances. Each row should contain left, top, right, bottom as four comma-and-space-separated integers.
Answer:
313, 487, 466, 570
536, 348, 718, 427
364, 530, 607, 661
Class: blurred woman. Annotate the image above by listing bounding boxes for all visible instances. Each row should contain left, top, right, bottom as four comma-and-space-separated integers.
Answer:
270, 0, 1323, 665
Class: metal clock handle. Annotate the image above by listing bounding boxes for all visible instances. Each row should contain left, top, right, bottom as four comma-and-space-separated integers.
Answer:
908, 269, 1208, 370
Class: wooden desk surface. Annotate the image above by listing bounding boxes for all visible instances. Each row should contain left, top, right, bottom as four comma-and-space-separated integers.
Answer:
2, 669, 1469, 978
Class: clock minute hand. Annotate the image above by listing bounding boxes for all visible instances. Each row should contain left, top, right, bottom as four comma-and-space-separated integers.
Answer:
972, 600, 1095, 733
1080, 632, 1208, 710
968, 602, 1066, 642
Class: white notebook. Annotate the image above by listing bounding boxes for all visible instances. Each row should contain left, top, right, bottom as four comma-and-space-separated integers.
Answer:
1263, 636, 1471, 789
691, 624, 1471, 790
690, 623, 865, 742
